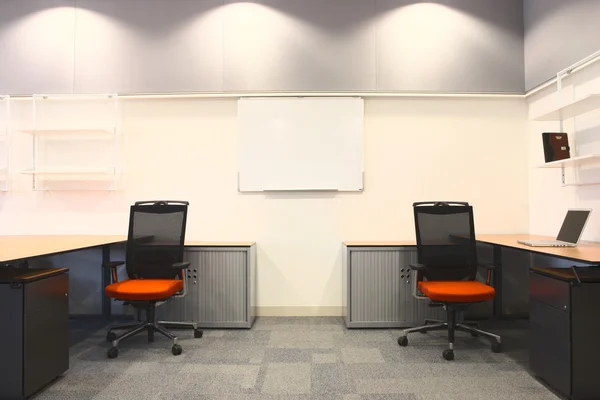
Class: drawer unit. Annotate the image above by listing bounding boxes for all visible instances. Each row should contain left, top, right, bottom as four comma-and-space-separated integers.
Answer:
529, 298, 570, 397
0, 269, 69, 400
530, 321, 571, 396
530, 272, 570, 311
529, 268, 600, 400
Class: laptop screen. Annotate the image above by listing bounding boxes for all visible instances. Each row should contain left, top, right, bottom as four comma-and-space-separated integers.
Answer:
556, 210, 591, 243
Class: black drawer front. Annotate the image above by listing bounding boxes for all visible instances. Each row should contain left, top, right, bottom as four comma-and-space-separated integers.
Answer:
530, 322, 571, 397
23, 274, 69, 398
529, 299, 570, 342
530, 271, 570, 312
25, 273, 68, 314
0, 284, 23, 400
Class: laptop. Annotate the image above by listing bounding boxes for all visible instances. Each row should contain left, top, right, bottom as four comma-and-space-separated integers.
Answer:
518, 209, 592, 247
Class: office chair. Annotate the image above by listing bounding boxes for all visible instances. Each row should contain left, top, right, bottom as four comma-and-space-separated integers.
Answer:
103, 200, 203, 359
397, 201, 501, 361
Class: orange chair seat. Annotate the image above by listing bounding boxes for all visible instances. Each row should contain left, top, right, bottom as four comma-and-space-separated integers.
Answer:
105, 279, 183, 301
418, 280, 495, 303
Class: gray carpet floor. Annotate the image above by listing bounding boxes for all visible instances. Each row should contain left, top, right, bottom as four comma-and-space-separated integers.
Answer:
33, 317, 562, 400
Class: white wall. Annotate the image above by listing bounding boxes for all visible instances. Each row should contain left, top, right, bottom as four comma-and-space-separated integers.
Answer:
0, 96, 529, 315
528, 62, 600, 241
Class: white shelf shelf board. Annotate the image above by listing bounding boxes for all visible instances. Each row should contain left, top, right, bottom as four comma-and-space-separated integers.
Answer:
533, 94, 600, 121
562, 182, 600, 187
20, 168, 114, 175
19, 129, 113, 136
21, 168, 115, 182
538, 154, 600, 168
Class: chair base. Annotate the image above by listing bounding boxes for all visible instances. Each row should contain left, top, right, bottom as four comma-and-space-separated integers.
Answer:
398, 308, 501, 361
105, 302, 202, 358
423, 318, 482, 331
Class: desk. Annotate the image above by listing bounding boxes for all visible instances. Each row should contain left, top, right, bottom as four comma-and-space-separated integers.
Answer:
343, 235, 600, 326
0, 235, 128, 318
0, 235, 127, 263
345, 236, 600, 263
476, 234, 600, 262
0, 236, 258, 326
476, 234, 600, 317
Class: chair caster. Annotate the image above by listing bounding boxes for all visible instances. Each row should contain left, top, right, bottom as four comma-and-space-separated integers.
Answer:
491, 342, 502, 353
442, 349, 454, 361
106, 332, 117, 342
398, 336, 408, 347
194, 328, 203, 338
172, 344, 183, 355
107, 347, 118, 359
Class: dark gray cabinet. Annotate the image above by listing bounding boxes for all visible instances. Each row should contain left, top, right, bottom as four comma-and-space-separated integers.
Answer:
0, 268, 69, 400
529, 297, 571, 396
529, 268, 600, 400
156, 245, 257, 328
342, 245, 445, 328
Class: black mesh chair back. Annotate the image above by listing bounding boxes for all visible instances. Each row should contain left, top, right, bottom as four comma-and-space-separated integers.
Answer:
413, 201, 478, 282
125, 200, 188, 280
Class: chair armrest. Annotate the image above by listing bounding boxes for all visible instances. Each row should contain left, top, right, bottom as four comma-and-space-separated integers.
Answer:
102, 261, 125, 269
478, 262, 496, 286
171, 261, 192, 298
409, 263, 428, 271
172, 261, 191, 269
478, 262, 496, 270
102, 261, 124, 284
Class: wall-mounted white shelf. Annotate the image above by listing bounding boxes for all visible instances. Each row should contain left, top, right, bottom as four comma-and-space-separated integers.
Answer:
562, 182, 600, 187
19, 128, 113, 135
538, 154, 600, 187
18, 129, 114, 141
533, 53, 600, 187
20, 94, 120, 191
538, 154, 600, 168
533, 94, 600, 121
20, 167, 114, 175
20, 168, 115, 181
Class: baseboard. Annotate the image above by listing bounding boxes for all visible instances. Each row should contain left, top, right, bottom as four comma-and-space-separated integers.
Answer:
256, 306, 343, 317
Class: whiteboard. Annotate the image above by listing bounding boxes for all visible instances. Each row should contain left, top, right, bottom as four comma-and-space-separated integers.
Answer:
238, 98, 364, 192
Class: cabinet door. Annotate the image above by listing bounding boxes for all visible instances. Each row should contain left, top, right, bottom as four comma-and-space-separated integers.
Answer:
571, 283, 600, 400
348, 248, 443, 326
24, 273, 69, 398
157, 248, 249, 327
0, 284, 23, 400
529, 299, 571, 397
349, 248, 405, 324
